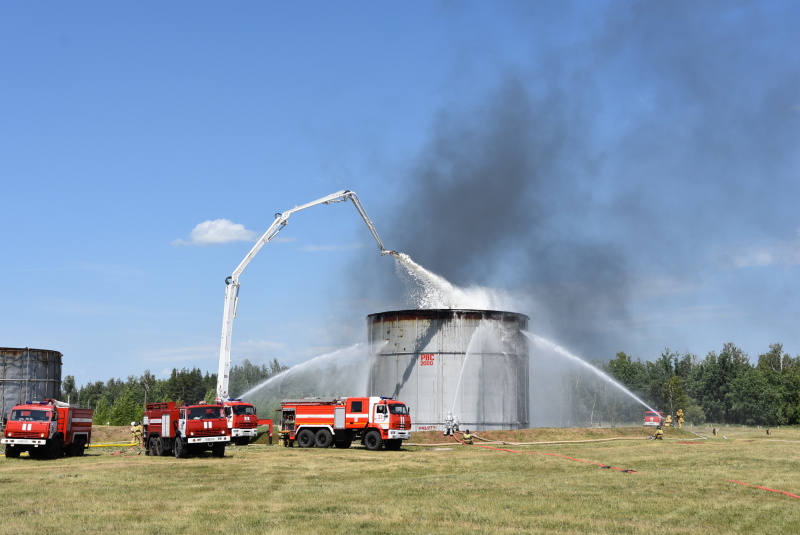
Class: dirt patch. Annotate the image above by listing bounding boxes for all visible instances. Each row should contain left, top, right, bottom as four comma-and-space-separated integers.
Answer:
92, 425, 135, 444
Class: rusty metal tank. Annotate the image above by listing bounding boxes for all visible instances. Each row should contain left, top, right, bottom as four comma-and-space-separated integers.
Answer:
1, 348, 62, 418
367, 309, 529, 431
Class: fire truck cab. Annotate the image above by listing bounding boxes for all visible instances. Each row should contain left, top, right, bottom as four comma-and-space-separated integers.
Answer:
280, 396, 411, 451
643, 410, 666, 427
223, 399, 259, 445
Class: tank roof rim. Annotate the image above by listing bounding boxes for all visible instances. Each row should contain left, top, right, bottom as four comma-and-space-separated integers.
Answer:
367, 309, 529, 320
0, 347, 64, 354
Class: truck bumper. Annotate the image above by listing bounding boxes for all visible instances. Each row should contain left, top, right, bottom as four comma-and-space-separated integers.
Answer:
231, 428, 258, 438
388, 430, 411, 440
1, 438, 46, 446
187, 436, 230, 444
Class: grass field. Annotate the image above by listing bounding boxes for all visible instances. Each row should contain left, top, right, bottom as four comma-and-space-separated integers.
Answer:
2, 425, 800, 534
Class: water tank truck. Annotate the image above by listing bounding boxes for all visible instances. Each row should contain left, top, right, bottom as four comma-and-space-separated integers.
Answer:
143, 401, 229, 458
2, 399, 93, 459
279, 396, 411, 450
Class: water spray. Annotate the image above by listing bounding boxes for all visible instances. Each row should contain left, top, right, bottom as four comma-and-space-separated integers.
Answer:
524, 332, 659, 414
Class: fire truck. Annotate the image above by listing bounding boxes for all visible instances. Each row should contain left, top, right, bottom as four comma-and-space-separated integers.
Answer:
143, 401, 230, 458
215, 190, 391, 444
2, 399, 93, 459
643, 410, 666, 427
279, 396, 411, 451
221, 398, 259, 445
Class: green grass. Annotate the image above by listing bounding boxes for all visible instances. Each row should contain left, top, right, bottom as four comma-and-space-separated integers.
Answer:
3, 427, 800, 534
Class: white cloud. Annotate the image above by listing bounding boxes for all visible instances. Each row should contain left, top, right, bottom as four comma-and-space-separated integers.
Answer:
172, 219, 257, 246
724, 229, 800, 268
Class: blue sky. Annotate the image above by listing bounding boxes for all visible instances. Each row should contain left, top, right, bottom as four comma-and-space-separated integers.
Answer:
2, 1, 799, 387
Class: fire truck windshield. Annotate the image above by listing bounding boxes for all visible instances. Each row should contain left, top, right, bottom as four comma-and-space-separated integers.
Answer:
10, 409, 51, 422
188, 407, 225, 420
389, 405, 409, 415
231, 405, 255, 416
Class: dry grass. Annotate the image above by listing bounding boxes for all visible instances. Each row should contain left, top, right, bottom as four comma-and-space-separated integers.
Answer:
3, 426, 800, 534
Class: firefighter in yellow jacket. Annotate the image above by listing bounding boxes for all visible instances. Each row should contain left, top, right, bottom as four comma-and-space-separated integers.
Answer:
462, 430, 473, 445
133, 422, 144, 446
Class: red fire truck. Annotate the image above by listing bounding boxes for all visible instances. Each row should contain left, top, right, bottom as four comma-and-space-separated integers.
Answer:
2, 399, 93, 459
222, 398, 259, 445
643, 410, 665, 427
279, 396, 411, 451
143, 401, 230, 458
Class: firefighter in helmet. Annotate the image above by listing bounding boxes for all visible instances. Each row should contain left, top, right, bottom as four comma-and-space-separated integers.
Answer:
133, 422, 144, 446
444, 412, 455, 436
653, 426, 663, 440
462, 429, 473, 445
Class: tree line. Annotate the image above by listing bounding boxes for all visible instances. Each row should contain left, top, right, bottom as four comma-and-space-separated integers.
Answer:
582, 342, 800, 427
61, 358, 288, 426
61, 342, 798, 428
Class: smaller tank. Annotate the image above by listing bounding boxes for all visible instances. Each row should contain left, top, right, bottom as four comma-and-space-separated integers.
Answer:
1, 348, 62, 418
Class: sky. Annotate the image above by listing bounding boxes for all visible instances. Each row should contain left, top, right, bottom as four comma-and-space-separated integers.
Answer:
2, 1, 799, 388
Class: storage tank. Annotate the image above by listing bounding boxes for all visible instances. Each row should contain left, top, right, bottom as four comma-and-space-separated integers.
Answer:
367, 309, 529, 431
0, 348, 62, 418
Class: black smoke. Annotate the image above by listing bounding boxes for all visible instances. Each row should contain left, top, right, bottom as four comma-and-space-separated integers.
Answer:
352, 0, 800, 362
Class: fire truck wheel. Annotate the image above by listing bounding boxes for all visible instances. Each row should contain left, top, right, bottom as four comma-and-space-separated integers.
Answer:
297, 429, 315, 448
334, 440, 352, 449
48, 436, 63, 459
315, 429, 333, 448
149, 436, 162, 457
5, 445, 20, 458
73, 436, 86, 457
174, 436, 188, 458
364, 430, 383, 451
212, 442, 226, 458
385, 439, 402, 451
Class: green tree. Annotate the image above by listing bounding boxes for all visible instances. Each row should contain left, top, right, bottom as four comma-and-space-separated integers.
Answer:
109, 387, 142, 426
726, 368, 784, 426
62, 375, 77, 404
662, 376, 691, 417
692, 343, 751, 424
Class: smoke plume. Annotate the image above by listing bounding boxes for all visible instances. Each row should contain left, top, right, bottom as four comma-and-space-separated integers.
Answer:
355, 0, 800, 362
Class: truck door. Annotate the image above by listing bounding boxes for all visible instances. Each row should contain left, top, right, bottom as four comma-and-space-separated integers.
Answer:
373, 404, 388, 425
334, 406, 345, 429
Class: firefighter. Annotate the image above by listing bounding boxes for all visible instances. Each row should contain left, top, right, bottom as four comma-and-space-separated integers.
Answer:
462, 429, 473, 445
130, 421, 137, 443
676, 409, 684, 429
133, 422, 144, 446
653, 426, 663, 440
444, 412, 455, 436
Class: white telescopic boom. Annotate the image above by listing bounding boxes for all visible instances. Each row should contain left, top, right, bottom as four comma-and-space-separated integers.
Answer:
216, 190, 389, 401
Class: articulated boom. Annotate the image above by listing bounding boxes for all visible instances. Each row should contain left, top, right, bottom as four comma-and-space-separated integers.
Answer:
217, 190, 391, 401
